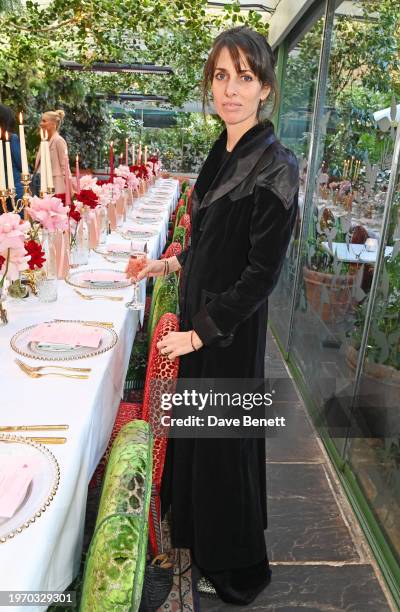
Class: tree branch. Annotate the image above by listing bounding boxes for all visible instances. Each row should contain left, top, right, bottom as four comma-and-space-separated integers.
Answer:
9, 17, 79, 34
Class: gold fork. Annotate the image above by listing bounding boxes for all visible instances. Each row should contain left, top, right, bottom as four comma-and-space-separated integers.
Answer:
74, 289, 123, 302
53, 319, 114, 328
16, 361, 89, 380
15, 358, 91, 374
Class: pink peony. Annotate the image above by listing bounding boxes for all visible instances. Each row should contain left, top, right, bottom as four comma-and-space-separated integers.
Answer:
126, 172, 140, 191
0, 246, 30, 281
113, 176, 126, 192
79, 174, 98, 190
0, 213, 30, 283
28, 195, 70, 233
0, 213, 30, 252
115, 165, 130, 179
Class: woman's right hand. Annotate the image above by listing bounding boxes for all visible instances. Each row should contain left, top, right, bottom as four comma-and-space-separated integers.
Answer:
137, 256, 181, 280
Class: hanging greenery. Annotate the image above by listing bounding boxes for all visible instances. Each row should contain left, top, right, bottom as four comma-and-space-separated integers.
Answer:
0, 0, 269, 167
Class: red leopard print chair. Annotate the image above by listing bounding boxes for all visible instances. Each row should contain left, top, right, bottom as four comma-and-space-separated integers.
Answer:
160, 241, 182, 260
142, 312, 180, 554
179, 213, 191, 248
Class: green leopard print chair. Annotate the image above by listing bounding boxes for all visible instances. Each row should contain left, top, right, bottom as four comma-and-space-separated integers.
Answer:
80, 420, 153, 612
174, 204, 186, 231
172, 225, 186, 251
147, 274, 179, 349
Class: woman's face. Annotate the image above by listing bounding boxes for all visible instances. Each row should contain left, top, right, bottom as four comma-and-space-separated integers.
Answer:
211, 46, 271, 128
39, 115, 56, 136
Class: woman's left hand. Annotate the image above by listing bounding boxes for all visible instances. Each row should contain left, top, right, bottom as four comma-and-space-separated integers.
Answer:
157, 331, 203, 360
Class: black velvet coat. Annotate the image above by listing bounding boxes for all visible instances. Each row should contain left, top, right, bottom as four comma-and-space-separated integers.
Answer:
162, 120, 299, 575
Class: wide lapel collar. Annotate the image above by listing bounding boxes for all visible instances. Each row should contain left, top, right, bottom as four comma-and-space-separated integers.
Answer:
191, 129, 227, 217
199, 120, 277, 210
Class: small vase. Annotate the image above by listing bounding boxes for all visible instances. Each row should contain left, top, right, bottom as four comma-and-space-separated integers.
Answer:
0, 282, 8, 325
70, 216, 89, 267
115, 194, 125, 228
39, 230, 58, 302
97, 206, 108, 245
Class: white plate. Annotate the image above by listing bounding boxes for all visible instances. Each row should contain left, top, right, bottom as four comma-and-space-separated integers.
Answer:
0, 436, 60, 543
66, 268, 131, 290
10, 321, 118, 361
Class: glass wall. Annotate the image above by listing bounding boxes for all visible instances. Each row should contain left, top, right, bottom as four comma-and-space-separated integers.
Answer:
270, 0, 400, 598
269, 16, 324, 350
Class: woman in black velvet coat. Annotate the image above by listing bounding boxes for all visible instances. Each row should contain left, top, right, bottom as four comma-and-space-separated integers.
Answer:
138, 26, 299, 605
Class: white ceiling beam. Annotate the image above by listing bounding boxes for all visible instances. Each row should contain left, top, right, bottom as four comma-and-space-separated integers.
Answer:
268, 0, 316, 48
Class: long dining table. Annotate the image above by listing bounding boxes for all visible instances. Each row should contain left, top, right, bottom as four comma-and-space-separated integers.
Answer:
0, 178, 180, 611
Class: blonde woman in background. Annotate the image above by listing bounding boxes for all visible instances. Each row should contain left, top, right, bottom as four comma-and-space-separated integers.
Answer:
34, 110, 69, 195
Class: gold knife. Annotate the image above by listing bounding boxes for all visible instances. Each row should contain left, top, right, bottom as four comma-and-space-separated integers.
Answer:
0, 436, 67, 445
28, 437, 67, 444
0, 425, 69, 432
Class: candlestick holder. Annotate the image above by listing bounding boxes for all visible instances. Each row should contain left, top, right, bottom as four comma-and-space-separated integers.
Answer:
8, 189, 17, 213
47, 187, 55, 196
0, 189, 8, 214
19, 172, 31, 211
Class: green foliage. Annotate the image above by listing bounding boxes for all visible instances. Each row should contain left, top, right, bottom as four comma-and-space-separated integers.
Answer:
281, 2, 400, 164
306, 213, 351, 275
350, 252, 400, 369
0, 0, 269, 168
126, 338, 148, 381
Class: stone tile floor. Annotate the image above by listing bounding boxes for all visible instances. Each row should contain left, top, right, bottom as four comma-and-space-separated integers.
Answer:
200, 327, 397, 611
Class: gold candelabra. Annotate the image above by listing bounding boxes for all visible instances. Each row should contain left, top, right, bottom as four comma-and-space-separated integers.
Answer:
20, 173, 32, 214
0, 174, 32, 216
0, 189, 8, 214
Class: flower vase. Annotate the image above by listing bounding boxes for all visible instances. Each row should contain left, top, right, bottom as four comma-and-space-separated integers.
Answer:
0, 282, 9, 325
87, 210, 99, 250
115, 194, 125, 228
97, 206, 108, 245
108, 200, 117, 231
54, 230, 70, 280
70, 216, 89, 267
124, 188, 132, 216
39, 230, 58, 302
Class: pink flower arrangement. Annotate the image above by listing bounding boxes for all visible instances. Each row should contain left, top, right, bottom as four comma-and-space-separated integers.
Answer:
0, 213, 30, 284
113, 176, 126, 193
126, 172, 140, 191
28, 195, 70, 233
115, 165, 130, 179
78, 175, 98, 191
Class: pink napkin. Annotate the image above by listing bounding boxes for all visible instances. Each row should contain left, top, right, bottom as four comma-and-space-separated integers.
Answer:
28, 322, 103, 348
0, 456, 38, 519
82, 271, 126, 282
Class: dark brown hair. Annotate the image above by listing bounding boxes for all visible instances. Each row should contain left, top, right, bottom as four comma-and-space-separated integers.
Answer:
202, 26, 279, 119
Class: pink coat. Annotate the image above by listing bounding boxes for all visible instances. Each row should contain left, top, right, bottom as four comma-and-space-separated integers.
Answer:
35, 132, 69, 194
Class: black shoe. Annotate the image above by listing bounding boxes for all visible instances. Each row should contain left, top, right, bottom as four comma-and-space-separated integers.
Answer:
196, 576, 219, 600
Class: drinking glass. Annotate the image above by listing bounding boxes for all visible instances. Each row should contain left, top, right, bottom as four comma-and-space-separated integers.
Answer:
125, 247, 147, 310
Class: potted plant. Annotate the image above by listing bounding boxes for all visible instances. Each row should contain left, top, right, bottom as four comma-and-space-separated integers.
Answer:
303, 209, 362, 322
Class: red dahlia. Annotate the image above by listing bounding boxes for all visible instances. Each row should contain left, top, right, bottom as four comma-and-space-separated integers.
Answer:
24, 240, 46, 270
76, 189, 99, 209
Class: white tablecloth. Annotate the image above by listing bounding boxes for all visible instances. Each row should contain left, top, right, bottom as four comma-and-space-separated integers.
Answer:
0, 178, 179, 611
321, 241, 393, 264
